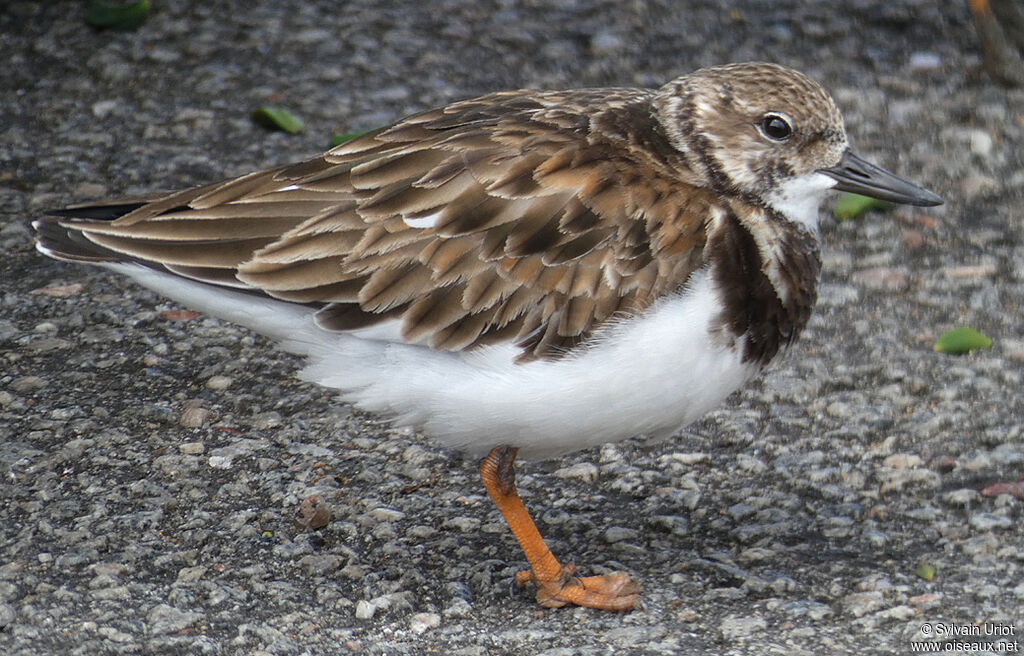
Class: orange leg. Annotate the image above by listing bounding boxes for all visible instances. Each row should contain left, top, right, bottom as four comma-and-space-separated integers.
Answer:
479, 446, 640, 610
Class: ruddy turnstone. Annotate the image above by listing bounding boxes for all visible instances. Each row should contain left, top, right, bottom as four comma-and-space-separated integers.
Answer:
35, 62, 942, 611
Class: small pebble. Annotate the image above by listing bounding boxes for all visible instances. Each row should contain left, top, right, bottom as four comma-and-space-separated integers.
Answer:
552, 462, 599, 482
205, 375, 234, 390
969, 129, 993, 158
603, 526, 639, 543
842, 591, 883, 618
851, 267, 909, 291
368, 508, 405, 523
679, 609, 699, 623
720, 615, 767, 639
902, 230, 924, 250
354, 600, 376, 620
176, 566, 206, 583
409, 612, 441, 634
298, 555, 340, 576
962, 453, 993, 472
444, 517, 480, 532
666, 452, 709, 465
147, 604, 203, 635
882, 454, 923, 469
863, 529, 890, 549
0, 603, 15, 628
443, 598, 472, 618
941, 488, 979, 506
969, 512, 1013, 531
208, 456, 233, 469
9, 376, 47, 394
91, 99, 119, 117
942, 263, 997, 279
908, 51, 942, 71
735, 454, 766, 473
179, 405, 213, 428
590, 30, 625, 55
252, 411, 282, 430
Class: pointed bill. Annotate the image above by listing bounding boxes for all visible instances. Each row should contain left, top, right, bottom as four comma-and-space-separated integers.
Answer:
820, 150, 943, 207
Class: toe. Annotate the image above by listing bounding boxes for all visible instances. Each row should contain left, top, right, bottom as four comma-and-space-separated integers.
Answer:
534, 571, 641, 610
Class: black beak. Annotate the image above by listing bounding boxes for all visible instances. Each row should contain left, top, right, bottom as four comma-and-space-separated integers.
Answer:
820, 150, 943, 207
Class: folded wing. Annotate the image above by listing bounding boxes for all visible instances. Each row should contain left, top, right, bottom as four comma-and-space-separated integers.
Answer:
36, 89, 713, 360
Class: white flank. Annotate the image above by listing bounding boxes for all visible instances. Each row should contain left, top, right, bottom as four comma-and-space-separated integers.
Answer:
111, 264, 757, 460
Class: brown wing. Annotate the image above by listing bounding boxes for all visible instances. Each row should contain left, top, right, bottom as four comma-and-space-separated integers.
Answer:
38, 88, 713, 360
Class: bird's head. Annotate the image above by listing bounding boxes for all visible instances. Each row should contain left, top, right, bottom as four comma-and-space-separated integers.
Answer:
655, 62, 941, 229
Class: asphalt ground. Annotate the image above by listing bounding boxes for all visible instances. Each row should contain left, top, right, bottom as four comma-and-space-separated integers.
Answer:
2, 2, 1023, 654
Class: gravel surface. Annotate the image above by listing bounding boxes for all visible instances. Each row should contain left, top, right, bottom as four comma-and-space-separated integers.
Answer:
3, 1, 1023, 654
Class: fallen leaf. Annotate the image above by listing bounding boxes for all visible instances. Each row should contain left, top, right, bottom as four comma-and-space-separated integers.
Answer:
31, 284, 85, 297
980, 478, 1024, 498
161, 310, 199, 321
329, 130, 369, 147
251, 106, 304, 134
86, 0, 150, 31
833, 193, 892, 221
933, 327, 992, 354
294, 495, 331, 531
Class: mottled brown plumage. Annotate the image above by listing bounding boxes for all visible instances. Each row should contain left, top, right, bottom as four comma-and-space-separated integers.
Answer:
39, 85, 729, 360
35, 62, 943, 611
35, 64, 941, 372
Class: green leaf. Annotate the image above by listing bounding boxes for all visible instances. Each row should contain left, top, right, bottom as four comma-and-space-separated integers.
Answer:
915, 563, 936, 581
86, 0, 150, 31
933, 327, 992, 354
329, 131, 369, 148
251, 107, 305, 134
833, 193, 892, 221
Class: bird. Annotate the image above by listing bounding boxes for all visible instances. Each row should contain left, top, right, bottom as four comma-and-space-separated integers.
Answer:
34, 62, 942, 611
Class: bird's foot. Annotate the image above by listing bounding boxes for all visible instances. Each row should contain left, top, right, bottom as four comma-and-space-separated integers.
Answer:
514, 564, 641, 610
481, 446, 641, 610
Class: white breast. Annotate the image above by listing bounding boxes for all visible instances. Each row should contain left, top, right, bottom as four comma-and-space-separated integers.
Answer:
112, 264, 758, 459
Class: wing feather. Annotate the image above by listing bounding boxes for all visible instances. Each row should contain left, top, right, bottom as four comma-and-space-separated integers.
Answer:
40, 87, 713, 360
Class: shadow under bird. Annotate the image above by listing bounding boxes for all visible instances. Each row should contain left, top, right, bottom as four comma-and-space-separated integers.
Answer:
34, 62, 942, 610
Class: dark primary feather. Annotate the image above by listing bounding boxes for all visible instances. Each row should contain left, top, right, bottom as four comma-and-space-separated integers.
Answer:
52, 202, 151, 220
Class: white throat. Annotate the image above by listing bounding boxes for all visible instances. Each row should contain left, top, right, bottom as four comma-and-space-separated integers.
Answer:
763, 171, 838, 233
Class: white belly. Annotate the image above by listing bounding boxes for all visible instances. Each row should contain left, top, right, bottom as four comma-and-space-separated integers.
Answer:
113, 264, 758, 459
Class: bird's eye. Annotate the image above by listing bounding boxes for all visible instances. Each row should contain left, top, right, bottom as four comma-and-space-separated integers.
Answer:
759, 114, 792, 141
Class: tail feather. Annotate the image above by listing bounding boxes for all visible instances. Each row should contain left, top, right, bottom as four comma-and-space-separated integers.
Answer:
34, 198, 159, 262
33, 203, 321, 303
51, 201, 151, 221
33, 216, 131, 263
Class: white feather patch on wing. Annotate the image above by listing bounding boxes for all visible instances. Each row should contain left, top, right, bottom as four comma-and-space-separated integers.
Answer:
402, 211, 442, 229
